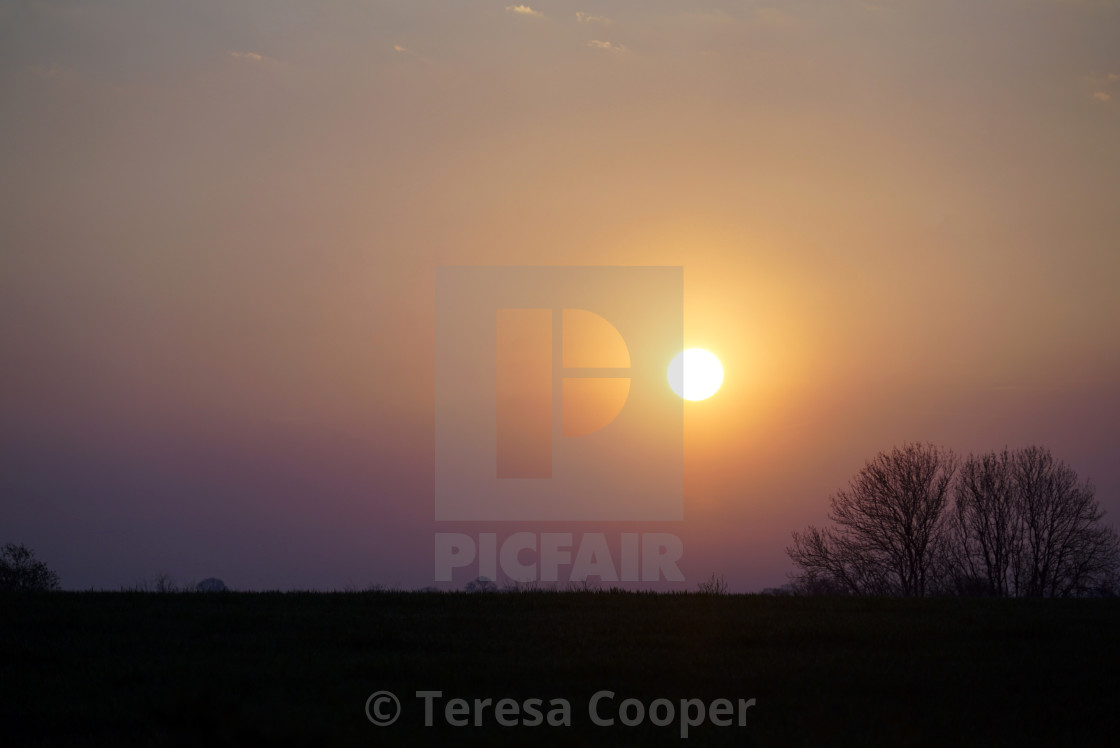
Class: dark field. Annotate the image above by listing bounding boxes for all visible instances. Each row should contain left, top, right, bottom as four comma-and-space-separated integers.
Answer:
2, 593, 1119, 746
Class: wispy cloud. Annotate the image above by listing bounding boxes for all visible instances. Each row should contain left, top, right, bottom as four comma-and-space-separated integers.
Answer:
228, 50, 265, 63
576, 12, 612, 25
390, 43, 432, 64
1083, 71, 1118, 103
226, 50, 290, 72
585, 40, 628, 53
506, 5, 544, 19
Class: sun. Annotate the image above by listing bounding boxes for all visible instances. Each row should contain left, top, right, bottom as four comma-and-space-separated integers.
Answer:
667, 349, 724, 401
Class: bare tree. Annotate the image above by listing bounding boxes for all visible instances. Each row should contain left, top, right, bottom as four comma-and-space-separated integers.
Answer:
0, 543, 61, 592
1012, 446, 1118, 597
808, 444, 1120, 598
950, 447, 1120, 597
788, 443, 957, 596
949, 449, 1022, 596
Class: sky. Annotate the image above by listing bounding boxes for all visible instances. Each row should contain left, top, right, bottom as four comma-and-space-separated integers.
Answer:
2, 0, 1118, 591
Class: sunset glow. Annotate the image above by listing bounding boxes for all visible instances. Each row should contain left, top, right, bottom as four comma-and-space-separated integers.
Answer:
1, 0, 1117, 596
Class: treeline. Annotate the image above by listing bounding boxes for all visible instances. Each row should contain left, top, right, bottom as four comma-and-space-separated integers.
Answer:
788, 444, 1120, 597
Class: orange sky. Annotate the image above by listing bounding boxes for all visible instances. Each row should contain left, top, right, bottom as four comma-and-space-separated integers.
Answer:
2, 0, 1118, 590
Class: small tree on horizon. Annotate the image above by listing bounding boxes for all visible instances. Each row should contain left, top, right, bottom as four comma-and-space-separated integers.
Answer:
0, 543, 61, 593
464, 576, 498, 593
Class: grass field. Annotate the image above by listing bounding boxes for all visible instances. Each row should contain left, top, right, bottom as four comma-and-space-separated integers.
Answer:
3, 592, 1118, 746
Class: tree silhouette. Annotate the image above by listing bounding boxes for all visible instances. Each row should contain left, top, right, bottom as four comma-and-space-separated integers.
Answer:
788, 443, 957, 596
1013, 447, 1114, 596
0, 543, 61, 592
948, 449, 1020, 596
790, 444, 1120, 597
947, 447, 1120, 597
